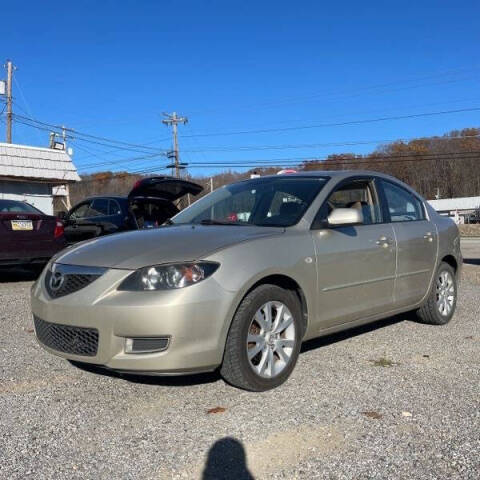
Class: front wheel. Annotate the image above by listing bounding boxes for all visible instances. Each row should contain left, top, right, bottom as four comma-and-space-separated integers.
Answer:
416, 261, 458, 325
220, 284, 303, 391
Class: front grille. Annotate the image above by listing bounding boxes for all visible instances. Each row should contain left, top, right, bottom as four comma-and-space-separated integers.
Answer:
34, 316, 98, 356
44, 264, 107, 299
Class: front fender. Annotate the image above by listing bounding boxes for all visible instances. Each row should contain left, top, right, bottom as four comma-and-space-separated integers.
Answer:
205, 231, 318, 352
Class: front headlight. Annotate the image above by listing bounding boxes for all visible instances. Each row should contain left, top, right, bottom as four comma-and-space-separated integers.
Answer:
118, 262, 219, 291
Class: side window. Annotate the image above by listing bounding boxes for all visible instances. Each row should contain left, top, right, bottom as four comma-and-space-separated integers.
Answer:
323, 180, 381, 225
69, 202, 91, 220
88, 198, 110, 217
381, 181, 425, 222
108, 199, 122, 215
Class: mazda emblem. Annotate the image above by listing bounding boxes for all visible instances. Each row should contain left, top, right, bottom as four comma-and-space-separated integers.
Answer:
49, 271, 65, 292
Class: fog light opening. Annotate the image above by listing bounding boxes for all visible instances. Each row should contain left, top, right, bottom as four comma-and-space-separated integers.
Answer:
124, 337, 170, 354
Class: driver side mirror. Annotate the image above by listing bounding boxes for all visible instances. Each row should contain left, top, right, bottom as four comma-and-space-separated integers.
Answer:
327, 207, 363, 226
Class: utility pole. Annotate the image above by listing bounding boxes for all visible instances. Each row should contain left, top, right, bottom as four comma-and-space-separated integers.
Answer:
162, 112, 188, 178
4, 60, 14, 143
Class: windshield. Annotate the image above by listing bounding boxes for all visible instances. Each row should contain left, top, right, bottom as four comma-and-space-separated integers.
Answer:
172, 176, 328, 227
0, 199, 44, 214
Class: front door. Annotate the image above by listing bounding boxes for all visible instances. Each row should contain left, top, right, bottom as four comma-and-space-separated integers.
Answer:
64, 201, 93, 243
311, 178, 396, 331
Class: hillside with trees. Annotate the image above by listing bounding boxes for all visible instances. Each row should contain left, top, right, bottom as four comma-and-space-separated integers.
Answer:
70, 127, 480, 205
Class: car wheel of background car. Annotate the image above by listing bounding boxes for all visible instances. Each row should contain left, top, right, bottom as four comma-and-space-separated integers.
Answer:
220, 284, 302, 391
416, 261, 457, 325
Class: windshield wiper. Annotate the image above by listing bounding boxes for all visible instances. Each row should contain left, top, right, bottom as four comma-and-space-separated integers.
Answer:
254, 223, 287, 227
199, 219, 248, 226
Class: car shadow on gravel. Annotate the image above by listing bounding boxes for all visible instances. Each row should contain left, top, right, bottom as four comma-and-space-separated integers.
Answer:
70, 314, 410, 388
69, 360, 221, 387
0, 267, 42, 283
301, 314, 408, 353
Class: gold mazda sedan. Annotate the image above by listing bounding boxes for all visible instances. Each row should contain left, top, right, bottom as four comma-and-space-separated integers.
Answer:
31, 171, 462, 391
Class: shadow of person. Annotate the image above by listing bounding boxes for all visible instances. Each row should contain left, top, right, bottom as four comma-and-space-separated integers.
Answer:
202, 437, 254, 480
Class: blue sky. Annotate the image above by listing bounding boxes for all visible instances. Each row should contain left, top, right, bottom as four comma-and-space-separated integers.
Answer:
2, 0, 480, 176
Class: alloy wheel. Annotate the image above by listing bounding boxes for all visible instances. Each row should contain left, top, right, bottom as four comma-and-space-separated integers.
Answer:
436, 270, 455, 317
246, 301, 296, 378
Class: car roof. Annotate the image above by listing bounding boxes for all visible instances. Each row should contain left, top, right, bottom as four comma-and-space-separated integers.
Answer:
239, 169, 401, 182
235, 170, 424, 198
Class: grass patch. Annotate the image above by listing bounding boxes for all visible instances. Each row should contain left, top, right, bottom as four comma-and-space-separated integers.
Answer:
369, 356, 398, 367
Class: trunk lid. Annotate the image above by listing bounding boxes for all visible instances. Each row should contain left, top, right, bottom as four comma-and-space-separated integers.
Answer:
0, 212, 57, 238
128, 176, 203, 202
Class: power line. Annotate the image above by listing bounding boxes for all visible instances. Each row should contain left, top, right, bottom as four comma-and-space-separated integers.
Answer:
187, 66, 480, 116
67, 129, 480, 174
74, 149, 480, 188
13, 116, 169, 156
177, 133, 480, 154
133, 153, 480, 173
13, 113, 169, 153
77, 149, 480, 176
179, 107, 480, 138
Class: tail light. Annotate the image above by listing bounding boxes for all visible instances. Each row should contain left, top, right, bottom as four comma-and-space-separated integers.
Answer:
54, 220, 64, 239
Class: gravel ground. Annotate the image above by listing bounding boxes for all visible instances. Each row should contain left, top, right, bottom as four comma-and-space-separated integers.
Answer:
0, 272, 479, 479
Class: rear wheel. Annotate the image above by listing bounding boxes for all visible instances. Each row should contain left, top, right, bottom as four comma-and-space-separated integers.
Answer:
220, 284, 302, 391
416, 262, 457, 325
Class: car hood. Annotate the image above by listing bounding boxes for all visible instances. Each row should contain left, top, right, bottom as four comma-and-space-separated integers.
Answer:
55, 224, 283, 269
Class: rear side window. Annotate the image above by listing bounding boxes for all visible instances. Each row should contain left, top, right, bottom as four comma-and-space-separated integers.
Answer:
89, 198, 110, 217
108, 199, 122, 215
381, 181, 425, 222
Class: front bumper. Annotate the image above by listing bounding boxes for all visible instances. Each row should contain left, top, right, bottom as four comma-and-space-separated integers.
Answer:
31, 267, 237, 373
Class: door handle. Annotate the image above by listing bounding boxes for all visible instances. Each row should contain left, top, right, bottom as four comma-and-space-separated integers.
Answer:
423, 232, 433, 242
376, 236, 393, 247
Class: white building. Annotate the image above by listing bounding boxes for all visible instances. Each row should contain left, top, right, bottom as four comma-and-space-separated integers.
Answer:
428, 196, 480, 224
0, 142, 80, 215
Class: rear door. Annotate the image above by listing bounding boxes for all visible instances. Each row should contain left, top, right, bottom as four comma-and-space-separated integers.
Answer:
311, 177, 396, 330
379, 179, 437, 307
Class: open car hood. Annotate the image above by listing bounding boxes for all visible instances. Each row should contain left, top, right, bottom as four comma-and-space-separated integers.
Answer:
128, 176, 203, 201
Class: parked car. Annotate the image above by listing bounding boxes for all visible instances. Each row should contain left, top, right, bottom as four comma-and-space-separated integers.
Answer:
464, 211, 480, 224
60, 176, 203, 243
31, 171, 462, 391
0, 199, 65, 268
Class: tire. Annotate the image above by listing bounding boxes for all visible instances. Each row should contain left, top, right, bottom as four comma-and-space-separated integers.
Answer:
416, 262, 457, 325
220, 284, 303, 391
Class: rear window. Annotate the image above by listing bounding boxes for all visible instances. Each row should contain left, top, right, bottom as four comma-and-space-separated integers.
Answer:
0, 200, 44, 214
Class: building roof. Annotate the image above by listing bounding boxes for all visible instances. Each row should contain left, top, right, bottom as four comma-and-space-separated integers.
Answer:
428, 196, 480, 212
0, 142, 81, 183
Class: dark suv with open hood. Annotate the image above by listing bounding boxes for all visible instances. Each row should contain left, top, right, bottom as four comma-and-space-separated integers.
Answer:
60, 176, 203, 244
